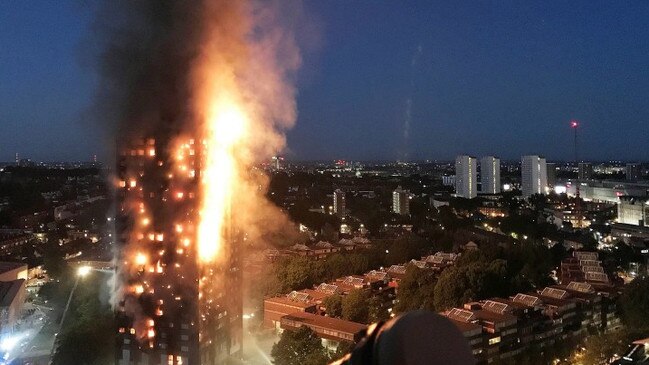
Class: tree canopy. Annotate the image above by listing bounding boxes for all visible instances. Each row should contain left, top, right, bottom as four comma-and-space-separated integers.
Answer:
394, 265, 437, 313
271, 326, 330, 365
619, 276, 649, 331
323, 294, 343, 318
342, 289, 370, 323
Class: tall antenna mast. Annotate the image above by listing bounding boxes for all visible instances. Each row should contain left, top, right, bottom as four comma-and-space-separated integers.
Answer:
570, 120, 582, 228
571, 120, 579, 162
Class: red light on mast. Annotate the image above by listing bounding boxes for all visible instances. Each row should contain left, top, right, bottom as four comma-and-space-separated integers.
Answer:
570, 120, 579, 128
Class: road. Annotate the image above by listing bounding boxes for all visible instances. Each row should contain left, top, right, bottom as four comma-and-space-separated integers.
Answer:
5, 304, 57, 365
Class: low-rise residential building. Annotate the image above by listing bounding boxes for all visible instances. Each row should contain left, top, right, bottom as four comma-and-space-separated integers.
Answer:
560, 251, 612, 285
441, 282, 621, 364
263, 291, 320, 330
0, 262, 28, 281
279, 312, 367, 350
0, 279, 26, 333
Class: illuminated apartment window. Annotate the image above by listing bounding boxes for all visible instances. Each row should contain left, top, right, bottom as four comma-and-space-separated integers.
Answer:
488, 336, 501, 345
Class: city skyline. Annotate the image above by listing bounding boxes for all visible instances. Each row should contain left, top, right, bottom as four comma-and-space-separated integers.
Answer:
2, 1, 649, 162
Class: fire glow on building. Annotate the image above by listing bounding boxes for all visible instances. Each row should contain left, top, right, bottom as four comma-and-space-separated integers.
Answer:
110, 1, 300, 364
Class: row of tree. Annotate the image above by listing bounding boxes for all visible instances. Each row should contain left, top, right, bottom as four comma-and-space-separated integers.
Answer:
259, 235, 430, 298
394, 241, 557, 313
39, 264, 115, 365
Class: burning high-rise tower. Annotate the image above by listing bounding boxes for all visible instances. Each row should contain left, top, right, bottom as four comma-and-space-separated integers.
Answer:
102, 1, 301, 364
115, 136, 242, 364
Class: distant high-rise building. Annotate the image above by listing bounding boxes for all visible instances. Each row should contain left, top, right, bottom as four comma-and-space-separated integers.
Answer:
626, 163, 641, 182
441, 175, 456, 187
392, 186, 410, 215
455, 155, 477, 199
546, 163, 557, 187
578, 162, 593, 180
521, 155, 548, 197
271, 156, 283, 170
480, 156, 500, 194
617, 196, 648, 226
333, 189, 346, 217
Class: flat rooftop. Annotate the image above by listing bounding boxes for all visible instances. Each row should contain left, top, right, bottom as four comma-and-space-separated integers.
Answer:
446, 317, 483, 335
265, 294, 316, 309
281, 312, 367, 335
0, 262, 27, 274
0, 279, 25, 307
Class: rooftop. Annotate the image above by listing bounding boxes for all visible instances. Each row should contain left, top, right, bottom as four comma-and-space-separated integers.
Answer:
281, 312, 367, 335
0, 279, 25, 307
0, 262, 27, 275
447, 317, 483, 335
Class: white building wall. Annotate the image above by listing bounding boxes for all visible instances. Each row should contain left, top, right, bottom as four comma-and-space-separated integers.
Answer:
455, 156, 477, 198
522, 155, 547, 197
480, 156, 501, 194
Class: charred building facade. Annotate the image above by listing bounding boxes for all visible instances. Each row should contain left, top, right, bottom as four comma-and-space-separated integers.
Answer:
115, 138, 242, 365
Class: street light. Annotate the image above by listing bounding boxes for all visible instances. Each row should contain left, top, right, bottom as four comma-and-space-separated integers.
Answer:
77, 266, 91, 277
49, 266, 93, 364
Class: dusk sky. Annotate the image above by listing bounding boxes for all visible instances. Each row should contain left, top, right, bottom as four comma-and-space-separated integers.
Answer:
1, 1, 648, 162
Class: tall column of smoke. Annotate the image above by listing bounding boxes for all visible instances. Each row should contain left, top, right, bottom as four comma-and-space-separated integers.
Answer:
94, 0, 301, 342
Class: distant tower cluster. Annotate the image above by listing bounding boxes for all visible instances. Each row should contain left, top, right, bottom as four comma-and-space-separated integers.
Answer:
455, 156, 477, 198
392, 186, 410, 215
521, 155, 548, 197
333, 189, 346, 217
455, 155, 501, 198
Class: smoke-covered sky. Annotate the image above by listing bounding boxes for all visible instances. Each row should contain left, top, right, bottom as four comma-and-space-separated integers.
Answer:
1, 1, 649, 162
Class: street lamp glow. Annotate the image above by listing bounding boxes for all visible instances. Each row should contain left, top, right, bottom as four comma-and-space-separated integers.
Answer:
77, 266, 91, 277
0, 334, 20, 352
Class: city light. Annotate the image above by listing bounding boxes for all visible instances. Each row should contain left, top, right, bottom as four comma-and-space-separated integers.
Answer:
0, 334, 20, 353
77, 266, 91, 277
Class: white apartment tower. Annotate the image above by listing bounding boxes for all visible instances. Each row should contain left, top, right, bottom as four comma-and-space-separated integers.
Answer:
455, 155, 477, 198
521, 155, 548, 197
392, 186, 410, 215
480, 156, 501, 194
333, 189, 346, 217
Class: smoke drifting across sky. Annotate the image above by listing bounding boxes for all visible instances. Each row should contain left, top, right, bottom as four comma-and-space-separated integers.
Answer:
92, 0, 302, 243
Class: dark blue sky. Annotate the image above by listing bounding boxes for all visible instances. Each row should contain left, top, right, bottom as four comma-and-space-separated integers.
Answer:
1, 1, 648, 162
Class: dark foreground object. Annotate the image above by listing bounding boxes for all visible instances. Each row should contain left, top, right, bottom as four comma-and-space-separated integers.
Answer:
331, 310, 475, 365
